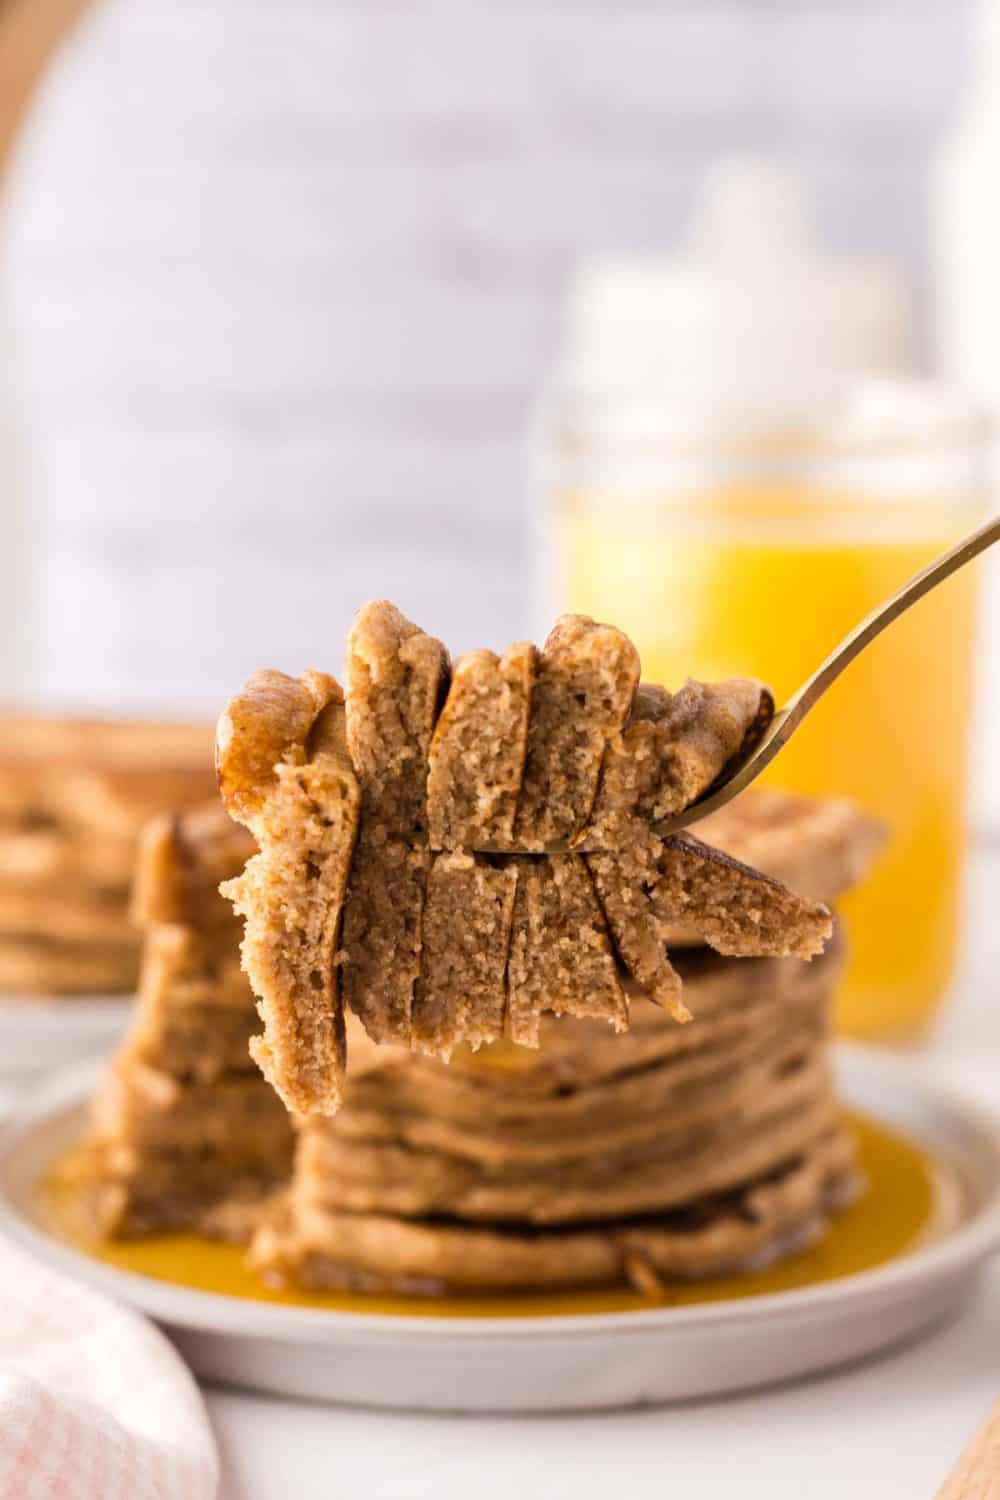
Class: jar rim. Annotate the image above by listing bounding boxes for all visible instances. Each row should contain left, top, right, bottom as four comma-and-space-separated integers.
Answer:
542, 376, 994, 464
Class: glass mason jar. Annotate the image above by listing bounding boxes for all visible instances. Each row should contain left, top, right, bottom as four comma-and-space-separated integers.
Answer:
536, 379, 991, 1040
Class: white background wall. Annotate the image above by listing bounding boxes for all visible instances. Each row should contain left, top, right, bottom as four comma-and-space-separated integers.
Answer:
3, 0, 994, 805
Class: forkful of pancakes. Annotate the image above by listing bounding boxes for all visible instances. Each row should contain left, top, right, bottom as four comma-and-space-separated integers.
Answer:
216, 601, 833, 1116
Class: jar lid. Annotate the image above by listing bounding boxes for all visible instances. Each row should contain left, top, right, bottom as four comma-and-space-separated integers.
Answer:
561, 160, 911, 421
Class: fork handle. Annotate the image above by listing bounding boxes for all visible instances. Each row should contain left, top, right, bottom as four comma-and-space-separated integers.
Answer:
783, 512, 1000, 736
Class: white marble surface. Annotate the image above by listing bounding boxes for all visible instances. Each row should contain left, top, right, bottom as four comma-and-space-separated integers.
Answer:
203, 843, 1000, 1500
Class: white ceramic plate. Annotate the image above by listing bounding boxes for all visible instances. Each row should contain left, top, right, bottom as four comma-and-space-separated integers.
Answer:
0, 1045, 998, 1413
0, 994, 130, 1078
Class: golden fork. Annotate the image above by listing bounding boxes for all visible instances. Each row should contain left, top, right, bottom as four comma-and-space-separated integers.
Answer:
653, 512, 1000, 838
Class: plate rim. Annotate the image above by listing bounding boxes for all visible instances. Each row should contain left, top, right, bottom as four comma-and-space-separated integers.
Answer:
1, 1043, 999, 1343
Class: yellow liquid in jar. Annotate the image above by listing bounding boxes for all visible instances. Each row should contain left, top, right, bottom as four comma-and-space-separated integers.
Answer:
38, 1113, 951, 1318
559, 492, 980, 1039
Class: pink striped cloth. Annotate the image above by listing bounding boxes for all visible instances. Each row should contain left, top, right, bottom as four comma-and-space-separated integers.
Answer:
0, 1240, 217, 1499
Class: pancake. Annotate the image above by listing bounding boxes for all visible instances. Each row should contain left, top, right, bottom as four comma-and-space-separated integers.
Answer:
328, 1034, 829, 1169
587, 848, 686, 1018
662, 789, 886, 945
652, 833, 832, 958
218, 672, 359, 1116
340, 836, 429, 1047
507, 854, 628, 1047
344, 599, 449, 838
339, 602, 450, 1048
581, 677, 771, 850
410, 852, 517, 1056
513, 613, 639, 850
295, 1070, 839, 1225
427, 642, 534, 851
253, 1129, 856, 1296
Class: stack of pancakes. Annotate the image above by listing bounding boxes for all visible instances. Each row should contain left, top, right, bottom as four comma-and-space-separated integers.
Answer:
77, 806, 294, 1237
0, 719, 217, 996
80, 786, 882, 1298
250, 789, 882, 1296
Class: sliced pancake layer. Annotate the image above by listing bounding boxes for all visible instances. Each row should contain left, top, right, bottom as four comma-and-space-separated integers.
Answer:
218, 671, 360, 1115
581, 677, 772, 849
683, 787, 887, 907
345, 600, 449, 837
411, 852, 517, 1057
586, 848, 687, 1021
339, 602, 449, 1048
652, 833, 832, 959
513, 614, 640, 850
427, 642, 534, 850
339, 835, 429, 1047
507, 855, 628, 1047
